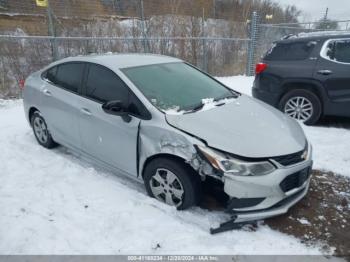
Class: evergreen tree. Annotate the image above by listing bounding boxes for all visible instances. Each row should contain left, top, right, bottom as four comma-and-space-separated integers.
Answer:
315, 18, 339, 30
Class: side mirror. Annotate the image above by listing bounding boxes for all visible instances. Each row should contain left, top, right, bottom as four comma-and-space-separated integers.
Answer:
102, 100, 125, 115
102, 100, 131, 123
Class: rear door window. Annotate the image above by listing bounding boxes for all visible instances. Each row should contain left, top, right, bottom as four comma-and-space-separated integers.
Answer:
54, 63, 85, 93
322, 39, 350, 63
265, 41, 316, 61
333, 40, 350, 63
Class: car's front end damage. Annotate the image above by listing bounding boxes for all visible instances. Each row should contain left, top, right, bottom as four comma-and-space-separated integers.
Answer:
138, 113, 313, 229
159, 94, 313, 228
190, 141, 312, 223
121, 59, 313, 233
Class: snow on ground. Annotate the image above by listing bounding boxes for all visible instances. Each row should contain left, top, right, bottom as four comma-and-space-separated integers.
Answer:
218, 76, 254, 96
0, 101, 325, 254
217, 76, 350, 177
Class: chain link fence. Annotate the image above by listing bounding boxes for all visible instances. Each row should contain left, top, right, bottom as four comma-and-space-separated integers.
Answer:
0, 35, 250, 98
0, 0, 350, 98
1, 0, 256, 98
0, 5, 252, 98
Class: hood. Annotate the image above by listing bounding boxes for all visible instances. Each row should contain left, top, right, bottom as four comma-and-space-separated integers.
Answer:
166, 95, 306, 158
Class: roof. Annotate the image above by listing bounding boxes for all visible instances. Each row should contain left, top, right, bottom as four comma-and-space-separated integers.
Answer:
54, 53, 182, 70
276, 31, 350, 43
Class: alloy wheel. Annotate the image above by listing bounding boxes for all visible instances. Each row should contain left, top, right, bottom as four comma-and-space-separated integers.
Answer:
284, 96, 313, 122
33, 117, 49, 144
149, 168, 184, 207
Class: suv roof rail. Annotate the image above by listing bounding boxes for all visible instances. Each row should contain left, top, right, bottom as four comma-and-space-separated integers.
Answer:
297, 30, 350, 38
281, 34, 296, 40
281, 30, 350, 41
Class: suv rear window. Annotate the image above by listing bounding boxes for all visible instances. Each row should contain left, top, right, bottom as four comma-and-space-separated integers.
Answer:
265, 41, 316, 61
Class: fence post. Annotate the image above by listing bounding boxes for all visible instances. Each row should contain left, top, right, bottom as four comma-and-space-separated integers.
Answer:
246, 11, 259, 76
202, 8, 208, 72
140, 0, 149, 53
47, 0, 58, 60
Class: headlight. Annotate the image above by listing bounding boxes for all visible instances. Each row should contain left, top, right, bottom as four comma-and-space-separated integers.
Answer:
301, 141, 310, 161
196, 145, 276, 176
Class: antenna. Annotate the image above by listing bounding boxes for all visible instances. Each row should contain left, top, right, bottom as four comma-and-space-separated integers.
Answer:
323, 7, 329, 21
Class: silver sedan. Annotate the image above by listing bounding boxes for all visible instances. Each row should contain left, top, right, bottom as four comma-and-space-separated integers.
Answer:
23, 54, 313, 223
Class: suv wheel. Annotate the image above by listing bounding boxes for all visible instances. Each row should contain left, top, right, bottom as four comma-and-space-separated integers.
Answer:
143, 157, 200, 210
31, 111, 57, 148
279, 89, 322, 125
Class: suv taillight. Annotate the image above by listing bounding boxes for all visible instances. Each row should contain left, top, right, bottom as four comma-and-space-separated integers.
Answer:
255, 63, 267, 75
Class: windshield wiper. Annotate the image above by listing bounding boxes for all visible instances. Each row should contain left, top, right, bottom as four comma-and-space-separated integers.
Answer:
181, 92, 239, 114
214, 92, 238, 102
182, 102, 205, 114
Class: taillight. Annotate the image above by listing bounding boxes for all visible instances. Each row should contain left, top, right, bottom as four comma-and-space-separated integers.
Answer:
19, 79, 25, 90
255, 63, 267, 74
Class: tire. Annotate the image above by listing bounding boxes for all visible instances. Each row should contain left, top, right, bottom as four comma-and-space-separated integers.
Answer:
143, 157, 201, 210
31, 111, 57, 149
279, 89, 322, 125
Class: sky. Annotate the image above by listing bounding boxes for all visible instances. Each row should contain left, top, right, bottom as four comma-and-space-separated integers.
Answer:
277, 0, 350, 21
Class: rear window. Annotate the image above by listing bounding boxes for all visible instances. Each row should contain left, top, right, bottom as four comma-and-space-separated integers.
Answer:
265, 41, 316, 61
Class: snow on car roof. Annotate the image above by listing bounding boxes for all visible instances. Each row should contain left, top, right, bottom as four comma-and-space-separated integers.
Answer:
296, 31, 350, 38
53, 53, 182, 70
278, 31, 350, 42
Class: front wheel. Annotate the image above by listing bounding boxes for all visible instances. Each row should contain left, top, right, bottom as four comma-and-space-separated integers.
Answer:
143, 158, 200, 210
279, 89, 322, 125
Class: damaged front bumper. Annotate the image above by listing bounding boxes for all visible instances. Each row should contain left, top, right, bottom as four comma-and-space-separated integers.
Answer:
190, 139, 313, 224
223, 154, 313, 223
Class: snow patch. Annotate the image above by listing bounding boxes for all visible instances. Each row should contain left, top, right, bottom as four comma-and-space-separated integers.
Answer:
297, 218, 311, 225
164, 97, 236, 115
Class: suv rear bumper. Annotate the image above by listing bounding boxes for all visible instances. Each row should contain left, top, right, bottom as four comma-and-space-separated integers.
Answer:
252, 84, 280, 107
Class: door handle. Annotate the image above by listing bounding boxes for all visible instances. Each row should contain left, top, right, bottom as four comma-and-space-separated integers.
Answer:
317, 69, 333, 75
80, 108, 92, 116
42, 89, 52, 96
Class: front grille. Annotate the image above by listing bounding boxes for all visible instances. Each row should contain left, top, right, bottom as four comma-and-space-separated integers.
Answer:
271, 149, 305, 166
280, 168, 311, 192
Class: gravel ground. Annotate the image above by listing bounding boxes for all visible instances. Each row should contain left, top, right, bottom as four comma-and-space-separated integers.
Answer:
201, 170, 350, 258
266, 170, 350, 257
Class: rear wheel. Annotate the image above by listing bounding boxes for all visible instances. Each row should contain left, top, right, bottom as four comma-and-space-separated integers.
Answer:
143, 157, 200, 210
31, 111, 57, 148
279, 89, 322, 125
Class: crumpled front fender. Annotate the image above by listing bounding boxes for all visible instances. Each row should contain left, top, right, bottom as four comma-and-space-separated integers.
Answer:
138, 123, 199, 179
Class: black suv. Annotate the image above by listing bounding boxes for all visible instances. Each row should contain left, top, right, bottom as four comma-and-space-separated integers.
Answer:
253, 32, 350, 125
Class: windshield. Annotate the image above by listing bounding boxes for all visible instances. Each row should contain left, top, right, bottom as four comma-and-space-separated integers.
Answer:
122, 62, 238, 112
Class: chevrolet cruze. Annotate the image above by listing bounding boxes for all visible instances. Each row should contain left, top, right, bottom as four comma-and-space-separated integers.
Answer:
23, 54, 313, 223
